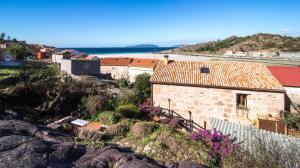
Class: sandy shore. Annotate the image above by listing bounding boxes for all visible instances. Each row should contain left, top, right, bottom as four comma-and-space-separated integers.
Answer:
92, 53, 217, 61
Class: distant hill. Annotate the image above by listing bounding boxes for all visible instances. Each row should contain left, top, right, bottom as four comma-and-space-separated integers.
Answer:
128, 44, 160, 48
170, 44, 186, 48
166, 33, 300, 55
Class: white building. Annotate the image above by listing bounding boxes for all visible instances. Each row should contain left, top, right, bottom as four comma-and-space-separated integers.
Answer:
128, 58, 160, 82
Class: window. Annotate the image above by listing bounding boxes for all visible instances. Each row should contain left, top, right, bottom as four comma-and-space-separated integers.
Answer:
200, 67, 210, 73
236, 94, 248, 109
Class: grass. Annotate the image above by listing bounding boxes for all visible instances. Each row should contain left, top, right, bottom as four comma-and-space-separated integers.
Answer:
110, 120, 210, 164
0, 66, 19, 80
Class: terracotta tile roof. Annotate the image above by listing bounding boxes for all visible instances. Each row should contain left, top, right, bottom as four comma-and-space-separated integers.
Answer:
151, 61, 284, 92
268, 66, 300, 87
100, 57, 132, 66
129, 58, 160, 69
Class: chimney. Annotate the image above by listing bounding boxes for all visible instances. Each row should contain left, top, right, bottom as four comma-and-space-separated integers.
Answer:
163, 55, 169, 65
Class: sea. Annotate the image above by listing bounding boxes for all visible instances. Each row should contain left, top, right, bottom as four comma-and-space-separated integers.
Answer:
60, 47, 176, 55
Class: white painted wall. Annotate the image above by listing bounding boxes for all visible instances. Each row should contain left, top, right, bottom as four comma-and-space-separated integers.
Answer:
128, 67, 153, 82
52, 54, 63, 64
285, 87, 300, 112
60, 59, 72, 75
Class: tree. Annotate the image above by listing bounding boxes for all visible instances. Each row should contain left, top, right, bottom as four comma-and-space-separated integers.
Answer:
6, 43, 28, 60
133, 73, 151, 104
0, 33, 6, 41
6, 35, 11, 41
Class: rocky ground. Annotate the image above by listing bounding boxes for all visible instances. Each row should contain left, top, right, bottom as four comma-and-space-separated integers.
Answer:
0, 120, 206, 168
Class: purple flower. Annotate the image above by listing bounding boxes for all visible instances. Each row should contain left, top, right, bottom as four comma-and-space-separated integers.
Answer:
191, 128, 238, 166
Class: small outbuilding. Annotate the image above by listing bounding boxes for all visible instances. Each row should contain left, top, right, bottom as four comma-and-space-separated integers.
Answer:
100, 57, 133, 79
128, 58, 159, 82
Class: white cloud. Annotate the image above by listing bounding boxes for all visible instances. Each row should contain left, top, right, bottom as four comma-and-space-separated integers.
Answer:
282, 28, 292, 32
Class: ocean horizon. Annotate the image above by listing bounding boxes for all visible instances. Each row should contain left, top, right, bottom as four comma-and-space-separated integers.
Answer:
59, 47, 176, 55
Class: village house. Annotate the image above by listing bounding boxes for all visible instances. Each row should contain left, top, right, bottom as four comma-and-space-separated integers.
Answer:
100, 57, 133, 79
268, 66, 300, 112
60, 59, 100, 76
150, 60, 285, 128
52, 49, 81, 64
128, 58, 159, 82
0, 50, 15, 62
0, 43, 7, 49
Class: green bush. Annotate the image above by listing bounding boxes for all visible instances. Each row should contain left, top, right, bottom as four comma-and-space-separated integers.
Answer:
116, 89, 137, 106
133, 73, 151, 104
117, 78, 128, 88
281, 111, 300, 131
131, 121, 159, 138
95, 111, 122, 125
116, 103, 139, 118
106, 122, 130, 137
80, 95, 104, 117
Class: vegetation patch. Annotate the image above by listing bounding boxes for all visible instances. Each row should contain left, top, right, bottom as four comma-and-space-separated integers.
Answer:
106, 119, 136, 138
0, 66, 19, 80
130, 121, 159, 138
116, 103, 140, 118
94, 111, 122, 125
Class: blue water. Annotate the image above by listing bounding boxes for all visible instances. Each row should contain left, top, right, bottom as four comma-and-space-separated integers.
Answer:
60, 47, 176, 54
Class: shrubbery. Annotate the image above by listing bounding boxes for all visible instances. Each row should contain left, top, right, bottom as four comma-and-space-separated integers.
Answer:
106, 119, 136, 137
139, 101, 163, 118
116, 89, 136, 106
131, 121, 159, 138
117, 78, 128, 88
80, 95, 104, 117
191, 129, 237, 167
116, 103, 139, 118
133, 73, 151, 104
222, 132, 300, 168
94, 111, 122, 125
281, 110, 300, 131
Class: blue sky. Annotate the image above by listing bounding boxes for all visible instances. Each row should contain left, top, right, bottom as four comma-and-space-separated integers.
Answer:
1, 0, 300, 47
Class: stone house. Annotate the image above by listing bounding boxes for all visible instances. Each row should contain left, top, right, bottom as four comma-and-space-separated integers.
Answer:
128, 58, 159, 82
150, 61, 285, 128
100, 57, 133, 79
268, 66, 300, 112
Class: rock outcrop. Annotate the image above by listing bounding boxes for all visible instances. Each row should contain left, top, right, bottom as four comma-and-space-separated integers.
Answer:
0, 120, 206, 168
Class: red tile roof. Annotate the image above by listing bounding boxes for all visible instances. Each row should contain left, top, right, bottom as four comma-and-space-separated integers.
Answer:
129, 58, 159, 69
151, 61, 284, 92
268, 66, 300, 87
100, 57, 132, 66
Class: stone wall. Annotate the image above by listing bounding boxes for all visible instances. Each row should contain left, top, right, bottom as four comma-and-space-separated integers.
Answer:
101, 66, 129, 80
152, 84, 285, 128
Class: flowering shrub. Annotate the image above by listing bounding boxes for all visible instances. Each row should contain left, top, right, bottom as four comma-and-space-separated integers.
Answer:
139, 101, 163, 117
191, 129, 237, 167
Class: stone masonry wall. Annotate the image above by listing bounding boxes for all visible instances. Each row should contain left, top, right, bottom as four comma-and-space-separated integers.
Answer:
152, 84, 284, 128
101, 66, 129, 80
